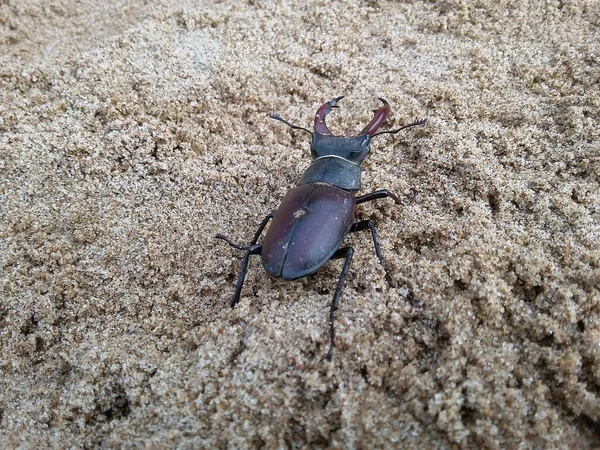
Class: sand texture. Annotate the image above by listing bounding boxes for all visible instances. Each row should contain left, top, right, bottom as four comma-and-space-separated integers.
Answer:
1, 0, 599, 448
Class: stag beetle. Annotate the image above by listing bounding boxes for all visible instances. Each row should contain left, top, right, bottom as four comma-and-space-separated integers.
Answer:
217, 97, 426, 360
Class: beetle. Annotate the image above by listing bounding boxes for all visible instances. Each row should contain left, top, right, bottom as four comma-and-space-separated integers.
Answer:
216, 97, 426, 360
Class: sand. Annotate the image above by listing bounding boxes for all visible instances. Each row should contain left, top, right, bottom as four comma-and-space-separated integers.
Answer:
1, 0, 599, 448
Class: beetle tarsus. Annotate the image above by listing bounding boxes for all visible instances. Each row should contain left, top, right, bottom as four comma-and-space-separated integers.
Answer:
230, 244, 262, 308
350, 220, 386, 269
352, 189, 418, 287
391, 188, 418, 207
215, 234, 249, 250
325, 246, 354, 362
216, 212, 275, 251
404, 188, 418, 206
385, 272, 398, 288
219, 212, 275, 306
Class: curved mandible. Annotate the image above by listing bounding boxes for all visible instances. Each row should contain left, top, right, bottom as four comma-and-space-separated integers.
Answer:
314, 96, 344, 135
359, 98, 391, 136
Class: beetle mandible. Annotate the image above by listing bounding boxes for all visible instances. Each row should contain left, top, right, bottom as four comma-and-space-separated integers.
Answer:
216, 97, 426, 360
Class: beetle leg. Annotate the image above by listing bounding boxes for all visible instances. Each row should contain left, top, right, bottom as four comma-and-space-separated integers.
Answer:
325, 246, 354, 361
249, 211, 275, 244
350, 220, 386, 269
230, 244, 262, 308
355, 188, 417, 207
215, 211, 274, 249
216, 212, 274, 307
215, 234, 248, 250
350, 215, 411, 286
356, 189, 399, 205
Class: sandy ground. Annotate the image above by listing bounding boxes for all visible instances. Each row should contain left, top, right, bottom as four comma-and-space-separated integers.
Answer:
1, 0, 599, 448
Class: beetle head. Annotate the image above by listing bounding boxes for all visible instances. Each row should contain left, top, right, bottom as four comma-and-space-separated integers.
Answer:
310, 97, 392, 164
270, 97, 426, 165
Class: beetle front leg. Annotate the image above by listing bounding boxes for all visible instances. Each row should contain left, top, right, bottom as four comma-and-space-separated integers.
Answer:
355, 188, 417, 207
326, 246, 354, 361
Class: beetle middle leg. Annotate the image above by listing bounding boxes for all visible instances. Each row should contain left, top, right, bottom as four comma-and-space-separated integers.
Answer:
326, 246, 354, 361
216, 212, 274, 307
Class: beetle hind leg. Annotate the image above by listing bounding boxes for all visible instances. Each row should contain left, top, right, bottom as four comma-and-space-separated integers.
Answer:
325, 246, 354, 361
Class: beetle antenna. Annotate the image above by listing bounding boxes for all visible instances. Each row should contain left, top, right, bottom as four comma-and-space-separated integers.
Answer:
215, 234, 249, 251
269, 114, 312, 135
371, 117, 427, 138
